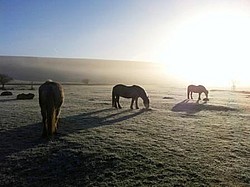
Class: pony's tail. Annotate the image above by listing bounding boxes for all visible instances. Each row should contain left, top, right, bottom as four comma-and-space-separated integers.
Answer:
112, 89, 115, 107
46, 95, 56, 136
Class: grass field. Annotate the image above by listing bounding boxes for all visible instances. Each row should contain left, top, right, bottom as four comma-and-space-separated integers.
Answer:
0, 85, 249, 186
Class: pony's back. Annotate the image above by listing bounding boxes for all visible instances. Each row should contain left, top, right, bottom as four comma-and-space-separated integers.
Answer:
39, 81, 64, 109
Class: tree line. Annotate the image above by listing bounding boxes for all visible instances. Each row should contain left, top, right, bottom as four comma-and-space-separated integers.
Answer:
0, 74, 13, 89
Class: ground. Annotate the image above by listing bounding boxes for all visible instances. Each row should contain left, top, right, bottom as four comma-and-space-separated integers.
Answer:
0, 85, 249, 186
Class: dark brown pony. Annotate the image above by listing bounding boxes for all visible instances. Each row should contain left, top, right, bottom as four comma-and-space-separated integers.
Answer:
112, 84, 149, 109
187, 85, 208, 100
39, 80, 64, 137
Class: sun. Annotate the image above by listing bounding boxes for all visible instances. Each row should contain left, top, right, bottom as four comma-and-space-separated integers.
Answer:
159, 6, 250, 88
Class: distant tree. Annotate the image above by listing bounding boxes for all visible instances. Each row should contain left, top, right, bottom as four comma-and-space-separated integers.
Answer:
82, 79, 90, 85
30, 81, 35, 90
0, 74, 13, 89
231, 80, 236, 91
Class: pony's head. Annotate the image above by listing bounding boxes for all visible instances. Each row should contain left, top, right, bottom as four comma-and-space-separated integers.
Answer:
204, 90, 209, 98
143, 96, 150, 109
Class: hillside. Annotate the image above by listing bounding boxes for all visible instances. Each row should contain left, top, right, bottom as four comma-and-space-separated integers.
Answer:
0, 56, 173, 85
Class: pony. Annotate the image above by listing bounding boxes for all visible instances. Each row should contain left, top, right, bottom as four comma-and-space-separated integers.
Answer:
187, 84, 208, 100
112, 84, 149, 109
39, 80, 64, 137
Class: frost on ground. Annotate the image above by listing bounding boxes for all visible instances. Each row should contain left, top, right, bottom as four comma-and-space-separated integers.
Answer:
0, 85, 249, 186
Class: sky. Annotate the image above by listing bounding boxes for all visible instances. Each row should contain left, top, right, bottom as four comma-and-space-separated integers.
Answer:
1, 0, 250, 87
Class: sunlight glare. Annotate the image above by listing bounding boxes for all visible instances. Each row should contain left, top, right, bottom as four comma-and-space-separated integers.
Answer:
159, 6, 250, 88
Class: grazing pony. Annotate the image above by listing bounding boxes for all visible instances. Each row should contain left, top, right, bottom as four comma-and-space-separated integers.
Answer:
39, 80, 64, 137
187, 84, 208, 100
112, 84, 149, 109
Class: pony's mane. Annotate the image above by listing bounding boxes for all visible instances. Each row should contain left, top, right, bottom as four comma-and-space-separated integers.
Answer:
132, 85, 148, 98
45, 79, 53, 83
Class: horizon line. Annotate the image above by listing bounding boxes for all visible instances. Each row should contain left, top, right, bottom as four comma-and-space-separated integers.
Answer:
0, 55, 155, 64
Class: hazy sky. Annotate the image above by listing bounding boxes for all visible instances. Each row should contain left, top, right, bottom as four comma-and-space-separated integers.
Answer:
1, 0, 250, 87
1, 0, 174, 60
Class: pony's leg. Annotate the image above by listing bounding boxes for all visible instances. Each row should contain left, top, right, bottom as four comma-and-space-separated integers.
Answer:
135, 98, 139, 109
117, 96, 122, 109
41, 108, 48, 137
113, 96, 118, 108
112, 95, 118, 108
55, 108, 61, 131
198, 93, 201, 100
187, 91, 190, 99
191, 92, 193, 99
130, 98, 134, 109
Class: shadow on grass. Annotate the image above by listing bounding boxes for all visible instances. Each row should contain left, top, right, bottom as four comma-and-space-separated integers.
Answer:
172, 99, 238, 114
0, 98, 17, 102
0, 108, 146, 161
0, 122, 46, 161
59, 108, 146, 135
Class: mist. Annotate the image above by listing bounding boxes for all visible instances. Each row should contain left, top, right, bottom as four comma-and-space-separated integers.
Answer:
0, 56, 175, 85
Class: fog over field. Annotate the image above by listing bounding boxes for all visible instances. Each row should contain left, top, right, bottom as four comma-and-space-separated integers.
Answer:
0, 56, 175, 85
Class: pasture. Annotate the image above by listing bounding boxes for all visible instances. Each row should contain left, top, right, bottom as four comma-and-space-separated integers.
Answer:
0, 85, 249, 186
